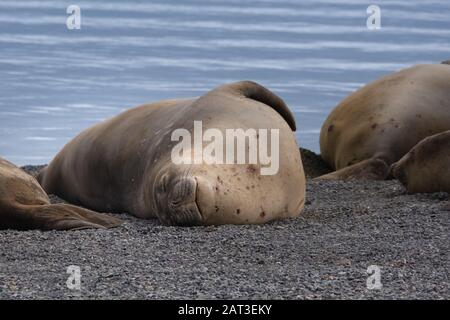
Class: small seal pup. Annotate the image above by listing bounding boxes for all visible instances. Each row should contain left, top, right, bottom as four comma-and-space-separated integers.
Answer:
318, 63, 450, 180
38, 81, 306, 226
391, 130, 450, 193
0, 157, 121, 230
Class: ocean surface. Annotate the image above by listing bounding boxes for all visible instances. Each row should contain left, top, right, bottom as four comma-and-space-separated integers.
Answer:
0, 0, 449, 165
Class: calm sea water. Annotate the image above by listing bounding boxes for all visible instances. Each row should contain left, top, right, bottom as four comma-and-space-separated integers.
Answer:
0, 0, 449, 165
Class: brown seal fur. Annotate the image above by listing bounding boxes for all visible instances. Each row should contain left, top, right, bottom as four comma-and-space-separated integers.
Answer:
38, 81, 306, 226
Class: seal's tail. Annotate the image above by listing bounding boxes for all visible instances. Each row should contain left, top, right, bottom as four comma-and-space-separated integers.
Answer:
215, 81, 297, 131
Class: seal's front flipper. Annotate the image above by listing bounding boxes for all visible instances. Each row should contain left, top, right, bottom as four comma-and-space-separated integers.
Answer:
4, 204, 122, 231
315, 158, 390, 181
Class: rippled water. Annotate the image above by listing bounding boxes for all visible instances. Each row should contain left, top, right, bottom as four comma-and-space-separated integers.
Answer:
0, 0, 449, 165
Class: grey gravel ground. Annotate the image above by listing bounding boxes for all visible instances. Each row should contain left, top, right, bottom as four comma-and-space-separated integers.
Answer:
0, 153, 449, 299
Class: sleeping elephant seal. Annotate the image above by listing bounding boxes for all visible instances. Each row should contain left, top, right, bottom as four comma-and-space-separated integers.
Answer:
0, 157, 121, 230
391, 130, 450, 193
38, 81, 306, 226
318, 64, 450, 180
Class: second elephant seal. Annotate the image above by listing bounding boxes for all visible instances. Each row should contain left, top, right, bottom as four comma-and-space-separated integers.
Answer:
319, 64, 450, 180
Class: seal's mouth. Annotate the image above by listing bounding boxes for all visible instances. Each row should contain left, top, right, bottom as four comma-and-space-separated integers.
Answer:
156, 175, 204, 226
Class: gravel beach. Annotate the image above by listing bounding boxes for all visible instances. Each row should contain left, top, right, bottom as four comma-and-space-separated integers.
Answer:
0, 150, 448, 299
